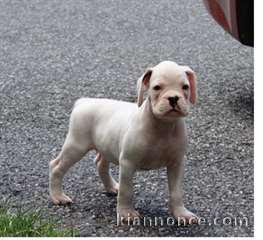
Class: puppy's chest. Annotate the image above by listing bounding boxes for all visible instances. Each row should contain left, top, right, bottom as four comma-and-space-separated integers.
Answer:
136, 137, 186, 170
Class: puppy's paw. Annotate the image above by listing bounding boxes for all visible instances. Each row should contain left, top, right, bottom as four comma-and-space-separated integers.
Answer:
117, 207, 141, 223
171, 207, 199, 225
51, 193, 73, 205
105, 183, 119, 196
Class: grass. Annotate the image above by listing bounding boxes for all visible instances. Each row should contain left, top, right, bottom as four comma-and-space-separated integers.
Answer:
0, 202, 78, 237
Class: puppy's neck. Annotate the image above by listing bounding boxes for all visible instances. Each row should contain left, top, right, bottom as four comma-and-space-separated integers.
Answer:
140, 98, 184, 134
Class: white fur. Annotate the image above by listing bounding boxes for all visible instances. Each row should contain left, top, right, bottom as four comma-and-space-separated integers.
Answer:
49, 61, 198, 223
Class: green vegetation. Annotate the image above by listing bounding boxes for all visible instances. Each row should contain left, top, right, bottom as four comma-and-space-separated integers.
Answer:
0, 203, 78, 237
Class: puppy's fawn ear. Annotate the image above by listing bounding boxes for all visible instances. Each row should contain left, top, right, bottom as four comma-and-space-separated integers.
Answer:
136, 68, 152, 107
181, 66, 197, 104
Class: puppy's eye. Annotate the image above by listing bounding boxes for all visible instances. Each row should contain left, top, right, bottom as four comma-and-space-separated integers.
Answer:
182, 84, 189, 90
153, 85, 161, 91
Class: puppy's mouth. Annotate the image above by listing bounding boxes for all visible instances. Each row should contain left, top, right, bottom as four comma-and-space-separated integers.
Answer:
170, 108, 179, 112
166, 107, 187, 117
167, 108, 180, 114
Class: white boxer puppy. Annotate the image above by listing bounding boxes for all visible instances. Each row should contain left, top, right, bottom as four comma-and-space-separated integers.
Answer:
49, 61, 198, 223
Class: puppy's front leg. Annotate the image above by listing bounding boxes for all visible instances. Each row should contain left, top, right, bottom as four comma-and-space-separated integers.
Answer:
117, 161, 140, 221
167, 160, 199, 224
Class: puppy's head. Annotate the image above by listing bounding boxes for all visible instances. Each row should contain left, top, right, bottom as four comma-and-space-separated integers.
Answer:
137, 61, 197, 121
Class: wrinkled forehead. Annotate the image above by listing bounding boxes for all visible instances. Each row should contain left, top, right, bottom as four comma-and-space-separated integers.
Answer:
151, 65, 188, 86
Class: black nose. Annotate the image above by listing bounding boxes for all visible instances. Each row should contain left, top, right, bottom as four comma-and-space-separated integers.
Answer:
168, 96, 179, 108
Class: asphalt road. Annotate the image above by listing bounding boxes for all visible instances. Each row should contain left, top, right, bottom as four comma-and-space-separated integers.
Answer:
0, 0, 253, 237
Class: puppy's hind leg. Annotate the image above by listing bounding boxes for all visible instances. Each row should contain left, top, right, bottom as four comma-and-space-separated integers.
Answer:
95, 153, 119, 196
49, 134, 89, 205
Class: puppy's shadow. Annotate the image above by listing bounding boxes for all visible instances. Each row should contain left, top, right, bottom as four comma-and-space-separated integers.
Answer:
227, 79, 253, 122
